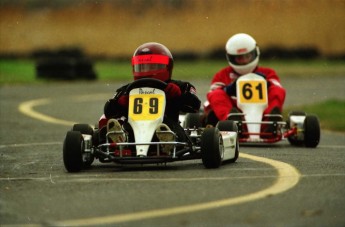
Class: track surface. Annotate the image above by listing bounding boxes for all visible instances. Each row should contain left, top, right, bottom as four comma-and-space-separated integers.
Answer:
1, 77, 345, 226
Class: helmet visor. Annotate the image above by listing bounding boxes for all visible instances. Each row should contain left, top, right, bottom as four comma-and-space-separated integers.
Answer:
132, 55, 169, 73
227, 49, 257, 66
133, 63, 167, 73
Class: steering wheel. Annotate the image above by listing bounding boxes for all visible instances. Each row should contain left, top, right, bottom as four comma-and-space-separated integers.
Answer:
125, 78, 167, 92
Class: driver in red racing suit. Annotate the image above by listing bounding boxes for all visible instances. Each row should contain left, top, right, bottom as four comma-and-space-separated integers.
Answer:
98, 42, 201, 147
205, 33, 286, 128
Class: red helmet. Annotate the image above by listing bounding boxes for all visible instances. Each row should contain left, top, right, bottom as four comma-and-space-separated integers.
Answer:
132, 42, 174, 81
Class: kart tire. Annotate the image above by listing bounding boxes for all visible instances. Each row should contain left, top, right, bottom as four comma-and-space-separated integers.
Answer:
287, 134, 304, 147
216, 120, 238, 132
184, 113, 202, 128
201, 128, 223, 169
63, 131, 84, 172
304, 115, 320, 148
72, 124, 94, 135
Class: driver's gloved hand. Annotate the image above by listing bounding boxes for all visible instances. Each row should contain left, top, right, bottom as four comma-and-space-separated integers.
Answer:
164, 83, 181, 99
224, 79, 237, 97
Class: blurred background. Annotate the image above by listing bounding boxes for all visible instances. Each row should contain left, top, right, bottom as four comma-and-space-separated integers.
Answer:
0, 0, 344, 131
1, 0, 344, 60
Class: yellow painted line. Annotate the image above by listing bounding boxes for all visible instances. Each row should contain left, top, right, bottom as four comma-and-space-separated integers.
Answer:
18, 98, 76, 126
17, 97, 301, 226
53, 153, 300, 226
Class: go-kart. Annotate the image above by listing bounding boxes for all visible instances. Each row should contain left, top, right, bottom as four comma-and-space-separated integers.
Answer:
63, 78, 239, 173
200, 73, 320, 148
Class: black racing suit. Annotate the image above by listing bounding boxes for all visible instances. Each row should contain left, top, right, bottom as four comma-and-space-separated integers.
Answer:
103, 79, 201, 143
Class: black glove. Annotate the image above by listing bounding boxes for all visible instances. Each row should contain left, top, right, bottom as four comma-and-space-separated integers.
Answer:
104, 98, 128, 119
180, 92, 201, 113
104, 99, 117, 118
224, 79, 237, 97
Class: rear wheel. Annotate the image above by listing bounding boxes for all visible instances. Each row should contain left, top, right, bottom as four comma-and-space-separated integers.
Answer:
63, 131, 84, 172
201, 128, 223, 169
304, 115, 320, 148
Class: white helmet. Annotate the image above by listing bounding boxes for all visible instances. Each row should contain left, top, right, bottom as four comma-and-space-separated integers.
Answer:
225, 33, 260, 75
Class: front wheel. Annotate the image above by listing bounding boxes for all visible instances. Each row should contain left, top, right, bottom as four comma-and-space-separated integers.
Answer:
304, 115, 320, 148
201, 128, 223, 169
63, 131, 84, 172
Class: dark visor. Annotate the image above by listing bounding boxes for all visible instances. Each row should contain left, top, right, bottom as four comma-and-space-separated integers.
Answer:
227, 49, 257, 65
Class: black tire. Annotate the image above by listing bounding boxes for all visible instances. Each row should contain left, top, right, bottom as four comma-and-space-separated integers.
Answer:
82, 155, 94, 169
304, 115, 320, 148
72, 124, 94, 135
287, 134, 304, 147
201, 128, 223, 169
184, 113, 202, 128
216, 120, 238, 132
63, 131, 84, 172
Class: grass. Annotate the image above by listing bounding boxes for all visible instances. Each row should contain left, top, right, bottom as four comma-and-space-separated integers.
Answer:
1, 59, 345, 84
149, 59, 345, 80
0, 60, 37, 84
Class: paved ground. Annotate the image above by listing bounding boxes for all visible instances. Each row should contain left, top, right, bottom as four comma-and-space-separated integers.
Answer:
0, 77, 345, 226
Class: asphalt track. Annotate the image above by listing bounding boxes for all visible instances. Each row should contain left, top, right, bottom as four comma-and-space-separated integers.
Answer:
1, 77, 345, 227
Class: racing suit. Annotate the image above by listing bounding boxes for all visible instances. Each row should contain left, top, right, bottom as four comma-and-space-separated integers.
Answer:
206, 66, 286, 123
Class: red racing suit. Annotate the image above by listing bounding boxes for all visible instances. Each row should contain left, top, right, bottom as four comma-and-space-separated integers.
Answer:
206, 66, 286, 121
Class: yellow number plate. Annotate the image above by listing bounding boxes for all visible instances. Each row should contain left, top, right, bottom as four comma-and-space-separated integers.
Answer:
238, 80, 268, 104
129, 94, 165, 121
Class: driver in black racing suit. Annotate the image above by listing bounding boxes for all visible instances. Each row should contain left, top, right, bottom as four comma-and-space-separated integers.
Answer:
99, 42, 201, 154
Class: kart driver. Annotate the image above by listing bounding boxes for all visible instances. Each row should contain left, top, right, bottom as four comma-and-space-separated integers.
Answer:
205, 33, 286, 127
100, 42, 201, 147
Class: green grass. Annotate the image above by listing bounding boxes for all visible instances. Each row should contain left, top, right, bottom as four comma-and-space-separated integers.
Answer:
1, 59, 345, 84
284, 99, 345, 132
94, 60, 132, 81
260, 59, 345, 78
175, 59, 345, 79
0, 60, 37, 84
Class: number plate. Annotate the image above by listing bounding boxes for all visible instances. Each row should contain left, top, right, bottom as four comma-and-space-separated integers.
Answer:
238, 80, 268, 104
129, 93, 165, 121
